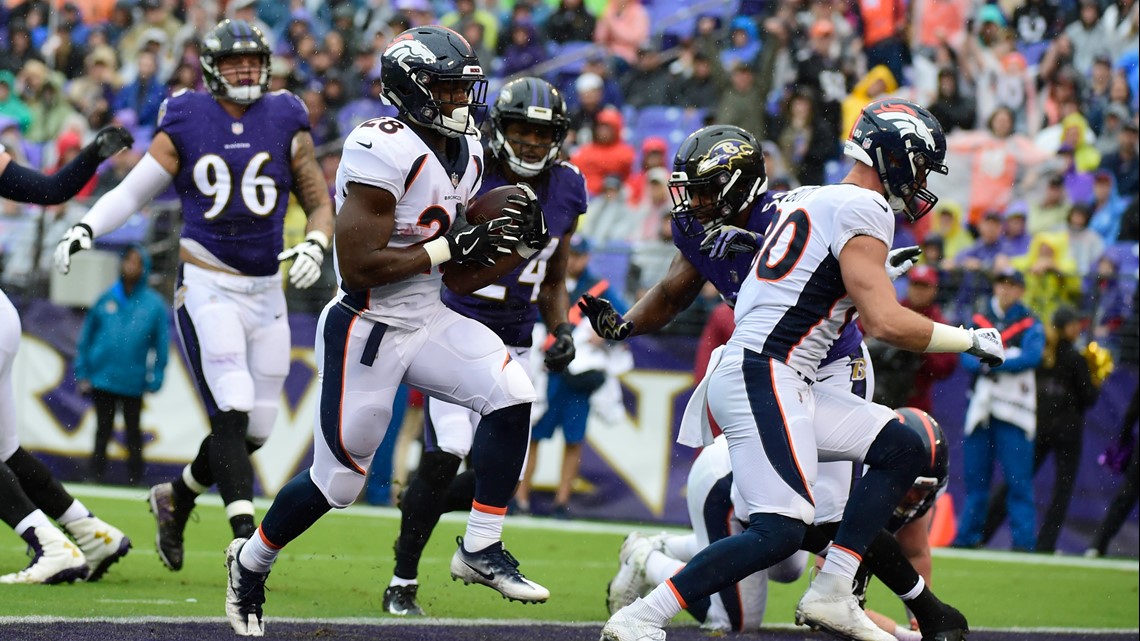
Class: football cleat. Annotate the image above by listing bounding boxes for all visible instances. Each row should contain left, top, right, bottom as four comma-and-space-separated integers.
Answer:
917, 602, 969, 641
599, 603, 667, 641
449, 536, 549, 603
382, 584, 426, 616
148, 482, 193, 571
0, 525, 89, 585
65, 516, 131, 582
225, 538, 269, 637
796, 572, 895, 641
607, 532, 654, 615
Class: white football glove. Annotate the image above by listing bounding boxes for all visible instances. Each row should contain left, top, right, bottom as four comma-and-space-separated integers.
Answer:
54, 223, 93, 275
886, 245, 922, 281
966, 327, 1005, 367
278, 230, 329, 289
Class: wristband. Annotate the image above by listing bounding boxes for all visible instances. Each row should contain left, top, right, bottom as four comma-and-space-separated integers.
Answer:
423, 237, 452, 267
304, 229, 330, 250
925, 322, 972, 353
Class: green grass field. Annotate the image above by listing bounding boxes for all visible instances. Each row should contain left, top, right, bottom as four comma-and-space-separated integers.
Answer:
1, 486, 1136, 631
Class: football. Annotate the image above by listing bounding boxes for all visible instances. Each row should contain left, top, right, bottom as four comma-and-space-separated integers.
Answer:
463, 184, 526, 226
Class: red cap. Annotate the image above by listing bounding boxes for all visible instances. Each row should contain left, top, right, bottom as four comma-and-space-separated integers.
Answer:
909, 265, 938, 286
642, 136, 668, 154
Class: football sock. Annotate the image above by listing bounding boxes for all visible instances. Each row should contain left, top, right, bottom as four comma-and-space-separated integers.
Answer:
668, 513, 804, 606
632, 584, 684, 627
443, 469, 477, 513
645, 549, 685, 585
832, 419, 924, 558
209, 411, 255, 509
463, 502, 505, 553
55, 500, 92, 527
820, 546, 861, 583
257, 471, 331, 553
13, 509, 52, 537
394, 451, 462, 580
4, 447, 74, 519
0, 463, 37, 529
237, 530, 277, 574
389, 575, 417, 588
471, 403, 530, 508
898, 575, 925, 601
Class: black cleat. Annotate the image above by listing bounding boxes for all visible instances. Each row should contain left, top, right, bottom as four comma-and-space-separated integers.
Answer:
147, 482, 193, 571
383, 584, 426, 616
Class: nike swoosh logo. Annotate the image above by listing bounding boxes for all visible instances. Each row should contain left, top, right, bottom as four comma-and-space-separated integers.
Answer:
463, 560, 495, 581
462, 245, 475, 256
357, 140, 373, 149
817, 375, 834, 382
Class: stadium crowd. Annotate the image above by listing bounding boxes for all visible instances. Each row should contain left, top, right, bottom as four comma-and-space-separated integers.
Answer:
0, 0, 1137, 538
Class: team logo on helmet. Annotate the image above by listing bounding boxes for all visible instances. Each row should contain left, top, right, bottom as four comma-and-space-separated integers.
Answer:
872, 102, 937, 151
696, 139, 756, 175
387, 36, 439, 71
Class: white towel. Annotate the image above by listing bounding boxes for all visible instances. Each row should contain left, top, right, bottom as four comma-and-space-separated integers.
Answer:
677, 345, 725, 448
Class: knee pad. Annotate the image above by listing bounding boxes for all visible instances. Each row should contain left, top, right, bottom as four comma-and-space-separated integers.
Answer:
867, 419, 926, 478
415, 450, 463, 491
317, 467, 366, 509
482, 359, 537, 414
210, 370, 255, 414
745, 512, 806, 560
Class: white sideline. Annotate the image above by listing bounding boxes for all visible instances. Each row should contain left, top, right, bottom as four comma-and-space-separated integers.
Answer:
0, 615, 1137, 635
64, 484, 1140, 572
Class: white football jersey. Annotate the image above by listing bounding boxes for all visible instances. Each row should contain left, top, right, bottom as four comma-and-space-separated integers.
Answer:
333, 116, 484, 329
730, 184, 894, 378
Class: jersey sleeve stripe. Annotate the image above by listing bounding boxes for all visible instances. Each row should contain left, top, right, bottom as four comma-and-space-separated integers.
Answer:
403, 154, 429, 193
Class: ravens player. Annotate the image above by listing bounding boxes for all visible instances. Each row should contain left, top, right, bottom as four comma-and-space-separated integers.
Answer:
2, 127, 135, 584
383, 76, 586, 617
222, 26, 550, 636
55, 19, 335, 574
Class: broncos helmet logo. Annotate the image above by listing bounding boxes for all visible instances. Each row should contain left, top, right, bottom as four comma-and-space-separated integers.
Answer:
696, 139, 756, 175
387, 37, 438, 72
872, 102, 937, 152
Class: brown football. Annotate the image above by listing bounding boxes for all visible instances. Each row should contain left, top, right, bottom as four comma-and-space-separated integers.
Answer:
464, 184, 526, 226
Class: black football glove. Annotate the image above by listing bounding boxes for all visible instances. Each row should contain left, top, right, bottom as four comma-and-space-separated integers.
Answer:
578, 293, 633, 341
504, 183, 549, 258
544, 322, 576, 372
445, 216, 518, 267
91, 126, 135, 161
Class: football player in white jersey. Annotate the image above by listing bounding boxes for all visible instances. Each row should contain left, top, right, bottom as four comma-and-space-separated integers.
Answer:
223, 26, 551, 637
1, 129, 135, 585
600, 100, 1004, 641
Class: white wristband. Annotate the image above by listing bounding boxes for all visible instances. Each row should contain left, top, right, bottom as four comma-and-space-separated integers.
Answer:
304, 229, 330, 250
423, 237, 452, 267
925, 322, 973, 353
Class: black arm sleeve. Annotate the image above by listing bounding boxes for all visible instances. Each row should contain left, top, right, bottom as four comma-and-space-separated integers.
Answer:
0, 143, 102, 206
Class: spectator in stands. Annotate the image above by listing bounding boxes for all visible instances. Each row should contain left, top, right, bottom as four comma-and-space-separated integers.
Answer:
959, 210, 1007, 272
912, 0, 968, 56
929, 67, 977, 133
669, 50, 725, 111
1001, 201, 1032, 258
441, 0, 499, 52
1090, 170, 1132, 243
841, 64, 898, 140
581, 173, 633, 246
1015, 231, 1082, 326
793, 18, 848, 138
626, 137, 668, 208
857, 0, 909, 84
0, 71, 31, 134
1087, 57, 1117, 137
983, 304, 1098, 553
774, 88, 832, 186
720, 17, 761, 71
621, 45, 673, 110
101, 1, 135, 49
1029, 172, 1073, 234
44, 22, 88, 81
715, 61, 767, 144
928, 201, 972, 264
118, 0, 182, 71
567, 72, 610, 147
629, 206, 676, 298
583, 52, 626, 108
594, 0, 650, 66
1012, 0, 1061, 65
1064, 0, 1115, 75
1068, 203, 1106, 275
23, 62, 82, 144
1100, 120, 1139, 198
113, 50, 165, 132
499, 21, 546, 78
954, 267, 1045, 552
571, 108, 634, 197
968, 19, 1037, 135
75, 245, 168, 486
0, 21, 43, 75
545, 0, 596, 45
629, 167, 671, 243
900, 266, 958, 413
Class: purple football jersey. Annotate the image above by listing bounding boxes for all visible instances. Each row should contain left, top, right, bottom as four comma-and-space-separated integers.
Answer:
671, 191, 863, 365
443, 161, 589, 346
159, 90, 310, 276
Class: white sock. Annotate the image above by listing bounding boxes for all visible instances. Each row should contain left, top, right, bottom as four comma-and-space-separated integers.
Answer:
463, 504, 505, 552
895, 627, 922, 641
182, 465, 209, 495
56, 500, 91, 526
237, 532, 278, 574
630, 583, 684, 627
663, 534, 699, 562
645, 550, 686, 585
14, 510, 52, 537
820, 546, 862, 583
897, 575, 925, 601
389, 575, 417, 587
